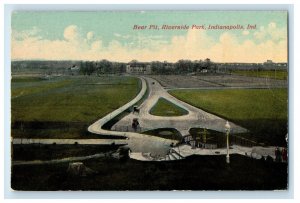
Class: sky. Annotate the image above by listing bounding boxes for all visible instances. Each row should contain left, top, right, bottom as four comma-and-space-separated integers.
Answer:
11, 11, 288, 63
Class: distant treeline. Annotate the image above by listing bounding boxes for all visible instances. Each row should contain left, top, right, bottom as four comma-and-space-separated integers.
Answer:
11, 60, 81, 75
81, 58, 217, 75
79, 60, 126, 75
11, 59, 216, 75
150, 59, 216, 74
11, 59, 287, 76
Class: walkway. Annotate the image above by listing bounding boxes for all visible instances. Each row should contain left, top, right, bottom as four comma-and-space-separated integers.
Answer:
12, 138, 127, 145
13, 76, 277, 162
88, 77, 176, 156
129, 144, 284, 162
12, 77, 176, 157
112, 77, 247, 136
88, 76, 247, 157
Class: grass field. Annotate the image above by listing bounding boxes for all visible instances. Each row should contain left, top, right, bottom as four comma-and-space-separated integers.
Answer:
170, 88, 288, 146
150, 98, 188, 117
11, 75, 140, 139
232, 70, 288, 80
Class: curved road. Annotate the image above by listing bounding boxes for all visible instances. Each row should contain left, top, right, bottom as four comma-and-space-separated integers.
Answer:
113, 77, 247, 136
88, 77, 176, 156
88, 76, 247, 157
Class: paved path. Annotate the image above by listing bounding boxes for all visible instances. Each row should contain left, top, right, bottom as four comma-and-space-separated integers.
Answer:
172, 144, 276, 159
88, 77, 177, 156
12, 138, 127, 145
88, 76, 246, 157
12, 76, 283, 162
112, 77, 247, 136
12, 77, 176, 157
129, 144, 284, 162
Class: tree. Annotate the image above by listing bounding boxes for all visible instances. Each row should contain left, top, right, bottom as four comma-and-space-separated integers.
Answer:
175, 59, 193, 74
119, 63, 126, 73
97, 59, 113, 74
79, 61, 87, 75
151, 61, 164, 74
79, 61, 96, 75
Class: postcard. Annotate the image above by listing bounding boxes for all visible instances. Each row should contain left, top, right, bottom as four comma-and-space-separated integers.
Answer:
10, 10, 288, 191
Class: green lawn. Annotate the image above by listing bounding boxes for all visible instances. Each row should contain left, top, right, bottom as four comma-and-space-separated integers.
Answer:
11, 75, 140, 138
232, 70, 288, 80
170, 88, 288, 146
12, 76, 46, 83
150, 98, 188, 117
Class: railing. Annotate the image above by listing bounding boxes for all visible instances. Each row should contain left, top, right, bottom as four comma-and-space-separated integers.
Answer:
183, 134, 258, 149
230, 135, 258, 147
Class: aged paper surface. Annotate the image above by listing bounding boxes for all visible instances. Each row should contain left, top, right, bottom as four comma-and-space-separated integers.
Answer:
11, 11, 288, 191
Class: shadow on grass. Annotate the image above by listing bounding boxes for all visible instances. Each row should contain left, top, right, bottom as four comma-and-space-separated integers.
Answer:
236, 119, 287, 147
12, 144, 122, 161
11, 154, 287, 191
11, 121, 125, 139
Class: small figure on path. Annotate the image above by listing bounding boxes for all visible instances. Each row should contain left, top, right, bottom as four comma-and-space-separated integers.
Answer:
132, 118, 139, 132
133, 106, 140, 114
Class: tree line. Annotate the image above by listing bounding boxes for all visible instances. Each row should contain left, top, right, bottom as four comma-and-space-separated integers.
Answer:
79, 60, 126, 75
151, 59, 216, 75
79, 58, 216, 75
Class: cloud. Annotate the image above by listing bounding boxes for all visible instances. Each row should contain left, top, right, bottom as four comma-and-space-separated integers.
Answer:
254, 22, 286, 42
87, 31, 94, 40
154, 29, 287, 62
11, 23, 287, 63
91, 40, 102, 51
63, 25, 79, 41
12, 26, 41, 40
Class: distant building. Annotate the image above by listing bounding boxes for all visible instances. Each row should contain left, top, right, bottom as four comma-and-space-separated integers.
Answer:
263, 60, 274, 68
263, 60, 288, 69
126, 61, 151, 74
265, 60, 274, 64
70, 65, 79, 71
